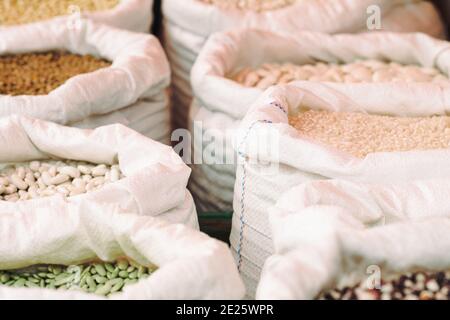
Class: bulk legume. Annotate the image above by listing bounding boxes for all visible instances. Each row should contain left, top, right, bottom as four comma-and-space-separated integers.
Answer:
0, 260, 156, 297
318, 271, 450, 300
289, 110, 450, 158
233, 60, 449, 90
0, 160, 124, 202
198, 0, 296, 11
0, 51, 111, 96
0, 0, 120, 26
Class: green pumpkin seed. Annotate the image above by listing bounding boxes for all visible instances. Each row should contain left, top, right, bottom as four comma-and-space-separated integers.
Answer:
52, 266, 62, 275
13, 279, 26, 287
25, 281, 39, 288
124, 279, 138, 285
0, 274, 10, 283
93, 275, 107, 284
118, 270, 128, 278
137, 266, 146, 278
54, 274, 74, 287
54, 273, 69, 282
110, 279, 124, 293
94, 282, 112, 296
5, 280, 15, 286
27, 277, 39, 284
104, 263, 115, 273
94, 264, 106, 276
117, 260, 128, 270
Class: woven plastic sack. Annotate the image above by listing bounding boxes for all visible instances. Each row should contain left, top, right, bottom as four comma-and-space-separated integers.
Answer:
0, 115, 198, 229
163, 0, 444, 130
0, 0, 154, 33
0, 202, 244, 299
189, 30, 450, 212
0, 19, 170, 144
257, 183, 450, 299
231, 76, 450, 297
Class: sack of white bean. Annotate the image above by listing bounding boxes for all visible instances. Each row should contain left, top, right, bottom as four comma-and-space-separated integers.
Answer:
0, 201, 244, 299
189, 29, 450, 212
0, 115, 197, 228
0, 19, 171, 144
231, 78, 450, 297
257, 184, 450, 299
163, 0, 444, 131
0, 0, 154, 33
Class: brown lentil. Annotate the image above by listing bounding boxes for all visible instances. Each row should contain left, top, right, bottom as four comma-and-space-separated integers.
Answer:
289, 110, 450, 158
0, 51, 111, 96
318, 271, 450, 300
0, 0, 120, 26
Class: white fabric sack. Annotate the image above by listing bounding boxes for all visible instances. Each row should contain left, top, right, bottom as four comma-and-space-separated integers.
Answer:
0, 115, 197, 229
164, 0, 442, 40
257, 197, 450, 299
273, 179, 450, 226
0, 0, 154, 33
231, 77, 450, 297
188, 101, 237, 212
163, 0, 444, 131
189, 30, 450, 212
0, 202, 244, 299
193, 30, 450, 119
0, 19, 171, 144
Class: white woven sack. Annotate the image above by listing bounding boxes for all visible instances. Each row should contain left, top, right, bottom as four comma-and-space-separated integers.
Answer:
0, 19, 170, 143
190, 30, 450, 212
0, 115, 198, 229
188, 101, 237, 212
0, 202, 244, 299
163, 0, 441, 40
0, 0, 154, 33
257, 191, 450, 299
192, 30, 450, 120
231, 78, 450, 297
273, 179, 450, 226
163, 0, 444, 130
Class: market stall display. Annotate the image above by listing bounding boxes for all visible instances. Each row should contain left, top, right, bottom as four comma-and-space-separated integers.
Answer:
190, 29, 450, 212
0, 0, 153, 33
0, 19, 171, 144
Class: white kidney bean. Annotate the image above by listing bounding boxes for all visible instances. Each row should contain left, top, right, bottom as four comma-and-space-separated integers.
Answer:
0, 160, 123, 202
10, 174, 28, 190
57, 166, 81, 179
233, 60, 450, 90
92, 164, 107, 176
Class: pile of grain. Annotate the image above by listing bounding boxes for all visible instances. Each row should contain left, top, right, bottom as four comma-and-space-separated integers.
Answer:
0, 51, 111, 95
233, 60, 448, 90
0, 0, 119, 26
289, 110, 450, 158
